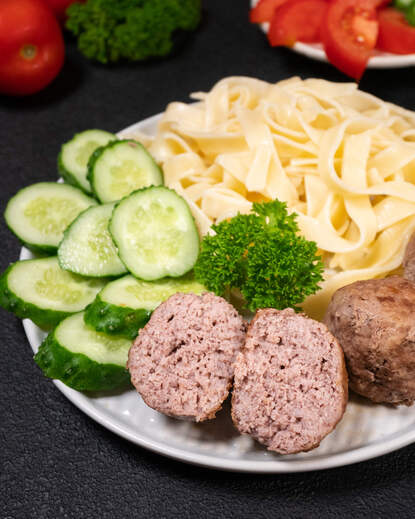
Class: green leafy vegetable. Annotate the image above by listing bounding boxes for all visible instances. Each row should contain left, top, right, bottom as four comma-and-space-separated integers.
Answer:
194, 200, 324, 312
66, 0, 202, 64
394, 0, 415, 25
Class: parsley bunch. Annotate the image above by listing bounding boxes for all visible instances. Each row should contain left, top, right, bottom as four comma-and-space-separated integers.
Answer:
66, 0, 201, 64
194, 200, 324, 312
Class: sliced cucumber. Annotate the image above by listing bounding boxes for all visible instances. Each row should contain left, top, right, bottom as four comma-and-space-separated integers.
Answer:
58, 203, 127, 278
0, 257, 106, 328
4, 182, 97, 253
34, 312, 131, 392
87, 140, 163, 203
84, 274, 206, 339
58, 129, 117, 193
109, 186, 200, 280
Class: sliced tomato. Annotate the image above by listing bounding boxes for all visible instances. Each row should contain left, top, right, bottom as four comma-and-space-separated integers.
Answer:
268, 0, 328, 47
377, 8, 415, 54
250, 0, 288, 23
321, 0, 379, 80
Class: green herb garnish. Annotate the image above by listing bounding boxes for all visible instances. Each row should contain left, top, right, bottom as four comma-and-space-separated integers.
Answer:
394, 0, 415, 26
66, 0, 201, 64
194, 200, 324, 312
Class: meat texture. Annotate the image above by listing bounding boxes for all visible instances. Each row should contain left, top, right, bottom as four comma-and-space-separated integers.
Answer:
403, 232, 415, 283
232, 308, 348, 454
128, 292, 246, 422
324, 276, 415, 406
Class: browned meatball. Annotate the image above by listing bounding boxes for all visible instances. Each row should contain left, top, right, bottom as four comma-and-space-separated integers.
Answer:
324, 276, 415, 406
403, 233, 415, 283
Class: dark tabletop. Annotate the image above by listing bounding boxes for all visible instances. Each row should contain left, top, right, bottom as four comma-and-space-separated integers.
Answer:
2, 1, 415, 518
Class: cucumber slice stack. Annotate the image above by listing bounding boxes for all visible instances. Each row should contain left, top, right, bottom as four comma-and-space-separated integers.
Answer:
84, 274, 206, 339
2, 128, 205, 393
58, 129, 117, 193
58, 203, 127, 278
35, 312, 131, 392
5, 182, 96, 253
0, 257, 105, 329
87, 140, 163, 203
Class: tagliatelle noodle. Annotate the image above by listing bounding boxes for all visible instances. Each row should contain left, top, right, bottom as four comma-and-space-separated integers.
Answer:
125, 77, 415, 320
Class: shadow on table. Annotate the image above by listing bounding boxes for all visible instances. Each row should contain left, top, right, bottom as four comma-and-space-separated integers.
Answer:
0, 54, 85, 111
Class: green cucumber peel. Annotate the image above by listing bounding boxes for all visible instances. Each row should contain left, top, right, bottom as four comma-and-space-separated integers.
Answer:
0, 264, 70, 329
34, 330, 131, 392
84, 295, 151, 340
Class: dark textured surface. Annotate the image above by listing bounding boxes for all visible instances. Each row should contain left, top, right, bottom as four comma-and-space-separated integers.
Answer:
1, 1, 415, 517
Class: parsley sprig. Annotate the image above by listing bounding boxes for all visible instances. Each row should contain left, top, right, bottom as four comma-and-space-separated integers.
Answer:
194, 200, 324, 312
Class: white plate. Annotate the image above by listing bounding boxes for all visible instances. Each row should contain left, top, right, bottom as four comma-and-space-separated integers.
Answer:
22, 112, 415, 473
251, 0, 415, 69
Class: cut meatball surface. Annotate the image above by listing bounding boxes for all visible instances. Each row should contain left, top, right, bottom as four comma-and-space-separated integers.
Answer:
324, 276, 415, 406
128, 292, 246, 422
232, 308, 347, 455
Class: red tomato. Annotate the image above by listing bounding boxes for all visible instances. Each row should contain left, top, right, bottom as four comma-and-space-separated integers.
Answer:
321, 0, 379, 80
372, 0, 392, 6
43, 0, 85, 23
0, 0, 64, 96
377, 8, 415, 54
250, 0, 289, 23
268, 0, 328, 46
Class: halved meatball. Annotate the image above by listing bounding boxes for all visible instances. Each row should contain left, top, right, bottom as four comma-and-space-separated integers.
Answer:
232, 308, 348, 454
128, 292, 246, 422
324, 276, 415, 406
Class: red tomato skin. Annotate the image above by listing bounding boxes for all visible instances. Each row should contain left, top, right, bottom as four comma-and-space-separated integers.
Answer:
268, 0, 328, 47
250, 0, 289, 23
0, 0, 65, 96
43, 0, 85, 23
377, 8, 415, 54
321, 0, 378, 80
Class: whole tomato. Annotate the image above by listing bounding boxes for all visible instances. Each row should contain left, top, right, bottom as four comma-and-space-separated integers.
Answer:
0, 0, 65, 96
43, 0, 86, 23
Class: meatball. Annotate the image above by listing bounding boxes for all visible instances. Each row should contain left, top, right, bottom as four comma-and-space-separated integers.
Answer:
403, 233, 415, 283
128, 292, 246, 422
324, 276, 415, 406
231, 308, 348, 454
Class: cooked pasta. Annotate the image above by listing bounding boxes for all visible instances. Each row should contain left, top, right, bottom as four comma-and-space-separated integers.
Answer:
126, 77, 415, 319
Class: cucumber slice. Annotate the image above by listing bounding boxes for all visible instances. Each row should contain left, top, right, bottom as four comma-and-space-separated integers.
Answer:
84, 274, 207, 339
34, 313, 131, 392
87, 140, 163, 203
58, 203, 127, 278
4, 182, 97, 254
109, 186, 200, 280
58, 129, 117, 193
0, 257, 106, 328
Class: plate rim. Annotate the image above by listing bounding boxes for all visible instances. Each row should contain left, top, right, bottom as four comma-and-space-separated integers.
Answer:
21, 111, 415, 473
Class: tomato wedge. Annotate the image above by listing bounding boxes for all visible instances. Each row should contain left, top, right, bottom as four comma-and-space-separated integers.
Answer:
377, 8, 415, 54
250, 0, 288, 23
268, 0, 328, 46
321, 0, 379, 80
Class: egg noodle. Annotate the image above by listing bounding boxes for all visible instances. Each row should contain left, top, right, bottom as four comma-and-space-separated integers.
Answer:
127, 76, 415, 319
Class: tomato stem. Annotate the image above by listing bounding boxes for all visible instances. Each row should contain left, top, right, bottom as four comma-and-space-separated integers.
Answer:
21, 44, 37, 60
